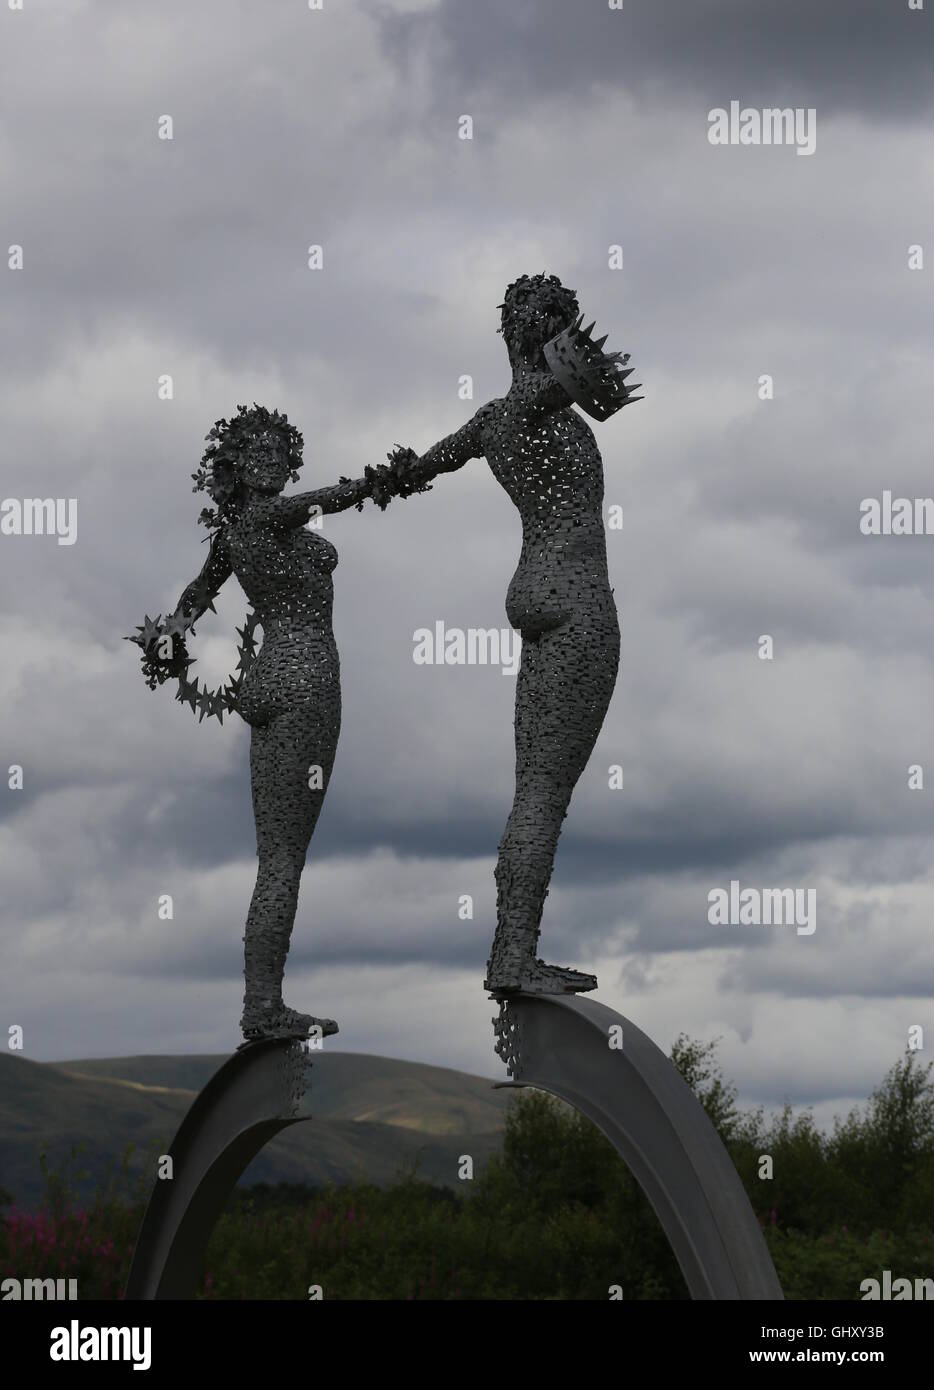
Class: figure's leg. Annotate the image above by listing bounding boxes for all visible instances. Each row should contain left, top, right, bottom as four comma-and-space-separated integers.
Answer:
485, 608, 620, 994
240, 700, 340, 1040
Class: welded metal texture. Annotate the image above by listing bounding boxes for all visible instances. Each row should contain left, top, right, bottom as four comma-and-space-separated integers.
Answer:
128, 404, 427, 1045
124, 1038, 313, 1300
398, 275, 643, 1000
492, 993, 784, 1301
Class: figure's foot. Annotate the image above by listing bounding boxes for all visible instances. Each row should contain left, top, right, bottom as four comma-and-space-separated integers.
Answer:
240, 1002, 339, 1042
484, 959, 598, 996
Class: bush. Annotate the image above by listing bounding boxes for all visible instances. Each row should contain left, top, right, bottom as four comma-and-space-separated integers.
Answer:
3, 1043, 930, 1299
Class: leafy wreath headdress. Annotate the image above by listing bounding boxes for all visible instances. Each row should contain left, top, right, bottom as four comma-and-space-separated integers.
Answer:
192, 402, 304, 532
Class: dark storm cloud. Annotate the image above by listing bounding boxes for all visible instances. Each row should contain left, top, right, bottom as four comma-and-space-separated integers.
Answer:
381, 0, 934, 120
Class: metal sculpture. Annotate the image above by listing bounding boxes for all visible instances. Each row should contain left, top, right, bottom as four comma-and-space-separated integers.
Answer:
493, 994, 785, 1300
120, 290, 781, 1306
395, 274, 642, 995
127, 404, 425, 1042
124, 1038, 314, 1300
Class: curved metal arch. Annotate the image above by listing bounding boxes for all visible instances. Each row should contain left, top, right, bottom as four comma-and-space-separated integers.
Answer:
492, 994, 783, 1300
124, 1000, 782, 1300
124, 1038, 314, 1300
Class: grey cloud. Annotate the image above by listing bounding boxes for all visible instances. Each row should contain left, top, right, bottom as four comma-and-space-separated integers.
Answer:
383, 0, 934, 120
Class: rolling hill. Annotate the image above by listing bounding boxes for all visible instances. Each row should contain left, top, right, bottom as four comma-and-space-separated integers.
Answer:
0, 1051, 513, 1209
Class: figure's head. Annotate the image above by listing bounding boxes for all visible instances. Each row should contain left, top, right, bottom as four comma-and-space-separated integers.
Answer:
498, 273, 580, 370
192, 403, 304, 529
242, 426, 293, 496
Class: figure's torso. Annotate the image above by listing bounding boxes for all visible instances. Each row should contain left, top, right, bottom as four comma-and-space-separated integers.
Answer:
226, 512, 338, 634
481, 395, 615, 637
225, 511, 340, 725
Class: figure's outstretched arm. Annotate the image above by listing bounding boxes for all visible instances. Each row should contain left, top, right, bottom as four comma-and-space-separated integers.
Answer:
263, 473, 386, 529
263, 425, 484, 530
173, 528, 233, 627
400, 402, 496, 489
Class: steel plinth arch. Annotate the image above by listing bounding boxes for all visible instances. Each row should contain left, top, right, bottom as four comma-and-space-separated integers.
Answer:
492, 994, 783, 1300
124, 1038, 313, 1300
125, 997, 782, 1300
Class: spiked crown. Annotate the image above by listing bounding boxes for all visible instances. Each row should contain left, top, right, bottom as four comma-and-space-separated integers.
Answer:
543, 315, 643, 421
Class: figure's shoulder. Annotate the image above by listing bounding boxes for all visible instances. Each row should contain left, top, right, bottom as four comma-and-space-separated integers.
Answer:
204, 524, 235, 564
472, 397, 505, 435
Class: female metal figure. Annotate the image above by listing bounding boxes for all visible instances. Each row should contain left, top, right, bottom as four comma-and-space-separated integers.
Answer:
131, 404, 420, 1040
399, 275, 642, 995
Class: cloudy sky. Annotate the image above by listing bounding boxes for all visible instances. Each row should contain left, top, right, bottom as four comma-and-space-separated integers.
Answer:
2, 0, 933, 1128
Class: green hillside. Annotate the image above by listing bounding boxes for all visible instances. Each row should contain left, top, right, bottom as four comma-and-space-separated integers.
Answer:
56, 1051, 509, 1132
0, 1052, 510, 1209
